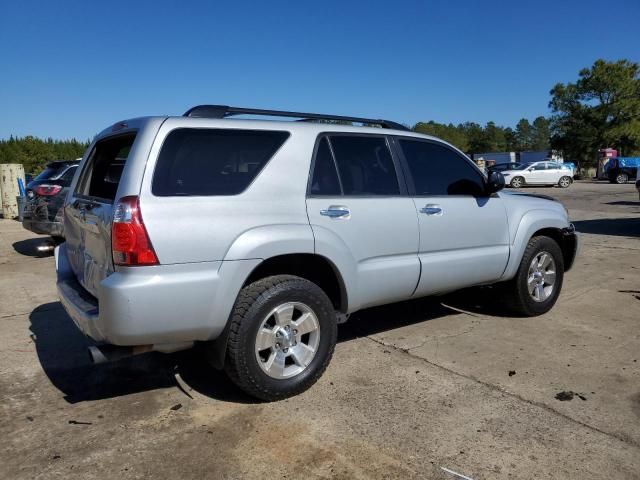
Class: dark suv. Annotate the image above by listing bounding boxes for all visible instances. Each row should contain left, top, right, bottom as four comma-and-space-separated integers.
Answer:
607, 157, 639, 184
22, 160, 79, 239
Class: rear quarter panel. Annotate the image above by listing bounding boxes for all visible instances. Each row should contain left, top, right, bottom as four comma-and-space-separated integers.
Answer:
139, 118, 316, 264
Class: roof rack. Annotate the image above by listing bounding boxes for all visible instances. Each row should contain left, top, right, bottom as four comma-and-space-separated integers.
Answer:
182, 105, 409, 131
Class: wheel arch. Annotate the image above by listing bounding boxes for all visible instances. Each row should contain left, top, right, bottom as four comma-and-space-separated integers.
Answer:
205, 253, 349, 370
501, 210, 572, 280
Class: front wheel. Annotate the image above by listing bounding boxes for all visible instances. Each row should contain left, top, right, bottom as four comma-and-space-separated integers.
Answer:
510, 176, 524, 188
501, 236, 564, 316
223, 275, 337, 401
558, 176, 572, 188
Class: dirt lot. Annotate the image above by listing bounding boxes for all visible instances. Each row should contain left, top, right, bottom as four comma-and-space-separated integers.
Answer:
1, 181, 639, 480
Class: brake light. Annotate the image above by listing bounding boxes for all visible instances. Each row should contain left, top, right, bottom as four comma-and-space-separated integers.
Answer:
111, 196, 158, 266
34, 184, 63, 196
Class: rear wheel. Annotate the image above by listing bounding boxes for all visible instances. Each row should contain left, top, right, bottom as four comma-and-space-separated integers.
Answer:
501, 236, 564, 316
558, 176, 572, 188
224, 275, 337, 401
615, 172, 628, 184
510, 176, 524, 188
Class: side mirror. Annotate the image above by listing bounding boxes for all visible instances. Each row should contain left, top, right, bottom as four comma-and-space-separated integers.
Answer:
486, 171, 505, 194
527, 167, 534, 172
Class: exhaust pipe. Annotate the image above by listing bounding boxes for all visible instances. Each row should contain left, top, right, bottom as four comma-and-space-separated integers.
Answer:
88, 344, 153, 364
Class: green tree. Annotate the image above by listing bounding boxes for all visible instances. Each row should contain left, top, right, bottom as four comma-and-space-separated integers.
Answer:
0, 136, 89, 174
531, 116, 551, 151
515, 118, 533, 151
549, 59, 640, 166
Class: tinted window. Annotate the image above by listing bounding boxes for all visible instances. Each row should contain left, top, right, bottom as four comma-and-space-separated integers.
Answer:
59, 165, 78, 186
153, 129, 289, 196
329, 136, 399, 195
399, 140, 485, 196
75, 134, 136, 202
34, 164, 67, 181
532, 163, 546, 170
310, 137, 341, 195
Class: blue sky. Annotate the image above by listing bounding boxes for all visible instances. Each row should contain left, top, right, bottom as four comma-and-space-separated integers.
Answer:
1, 0, 638, 140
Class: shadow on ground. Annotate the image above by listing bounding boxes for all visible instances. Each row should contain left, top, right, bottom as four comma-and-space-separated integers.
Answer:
29, 303, 255, 404
31, 293, 499, 404
574, 218, 640, 237
605, 201, 640, 207
13, 238, 55, 257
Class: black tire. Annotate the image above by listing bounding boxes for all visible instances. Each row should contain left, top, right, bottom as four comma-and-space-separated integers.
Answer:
510, 176, 524, 188
224, 275, 337, 401
558, 176, 572, 188
615, 173, 628, 184
501, 236, 564, 316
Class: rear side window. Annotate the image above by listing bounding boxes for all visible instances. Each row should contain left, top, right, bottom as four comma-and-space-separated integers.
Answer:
399, 139, 485, 196
75, 134, 135, 202
152, 128, 290, 196
309, 138, 341, 195
329, 136, 399, 195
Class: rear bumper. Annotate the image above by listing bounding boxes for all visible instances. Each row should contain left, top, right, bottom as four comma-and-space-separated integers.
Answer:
55, 243, 260, 346
22, 218, 64, 236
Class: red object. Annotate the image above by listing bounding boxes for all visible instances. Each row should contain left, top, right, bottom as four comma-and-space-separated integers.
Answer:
598, 148, 617, 158
34, 184, 63, 196
111, 196, 158, 266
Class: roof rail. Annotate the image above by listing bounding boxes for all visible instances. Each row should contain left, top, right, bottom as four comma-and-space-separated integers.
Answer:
182, 105, 409, 131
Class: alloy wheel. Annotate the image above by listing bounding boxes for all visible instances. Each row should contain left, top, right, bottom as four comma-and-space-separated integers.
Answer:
527, 251, 556, 302
254, 302, 321, 379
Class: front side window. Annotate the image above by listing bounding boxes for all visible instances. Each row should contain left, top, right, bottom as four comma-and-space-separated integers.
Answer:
153, 128, 290, 196
329, 135, 399, 195
532, 163, 546, 170
399, 139, 485, 196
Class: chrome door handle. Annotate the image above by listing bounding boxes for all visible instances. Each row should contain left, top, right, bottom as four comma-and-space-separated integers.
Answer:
420, 204, 443, 216
320, 206, 350, 218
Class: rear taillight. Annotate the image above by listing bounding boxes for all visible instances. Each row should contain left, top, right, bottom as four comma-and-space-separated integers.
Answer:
34, 184, 63, 196
111, 196, 158, 266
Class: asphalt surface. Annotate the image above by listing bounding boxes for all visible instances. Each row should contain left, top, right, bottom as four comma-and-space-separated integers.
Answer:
1, 181, 639, 479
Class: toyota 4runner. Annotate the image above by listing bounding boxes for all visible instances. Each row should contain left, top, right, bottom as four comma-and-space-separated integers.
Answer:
55, 105, 579, 400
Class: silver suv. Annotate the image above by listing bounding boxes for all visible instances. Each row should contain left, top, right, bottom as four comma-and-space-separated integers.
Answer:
55, 105, 579, 400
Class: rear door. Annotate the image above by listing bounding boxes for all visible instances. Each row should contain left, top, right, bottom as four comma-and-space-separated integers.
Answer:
526, 162, 547, 184
545, 162, 564, 183
394, 137, 509, 296
306, 134, 420, 311
65, 133, 136, 297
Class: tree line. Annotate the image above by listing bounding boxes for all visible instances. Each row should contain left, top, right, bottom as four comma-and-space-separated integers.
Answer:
0, 136, 88, 175
0, 59, 638, 173
412, 117, 550, 154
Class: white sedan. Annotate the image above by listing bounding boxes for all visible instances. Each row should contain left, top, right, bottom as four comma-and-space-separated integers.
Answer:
501, 161, 573, 188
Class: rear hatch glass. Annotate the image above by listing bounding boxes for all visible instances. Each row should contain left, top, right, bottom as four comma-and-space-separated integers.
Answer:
65, 133, 136, 296
33, 165, 67, 182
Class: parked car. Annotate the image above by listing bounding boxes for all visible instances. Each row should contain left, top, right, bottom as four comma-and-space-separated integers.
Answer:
55, 105, 579, 400
22, 160, 80, 240
636, 178, 640, 201
501, 161, 573, 188
606, 157, 640, 184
